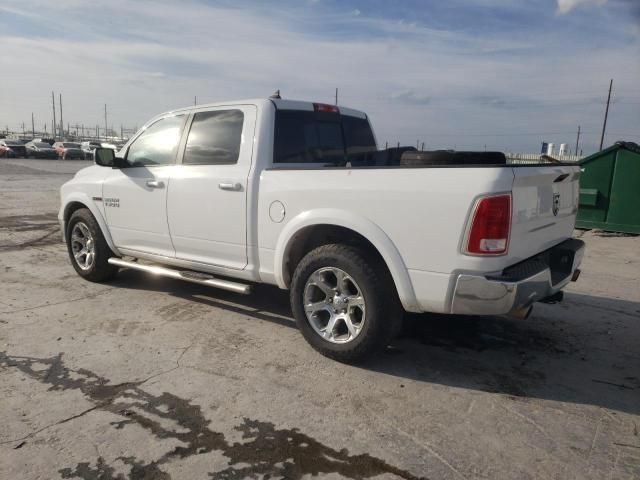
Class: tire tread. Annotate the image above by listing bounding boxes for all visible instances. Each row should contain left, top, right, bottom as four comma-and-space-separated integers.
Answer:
290, 243, 401, 362
66, 208, 118, 282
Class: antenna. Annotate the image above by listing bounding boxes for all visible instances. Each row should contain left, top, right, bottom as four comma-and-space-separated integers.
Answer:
270, 90, 281, 99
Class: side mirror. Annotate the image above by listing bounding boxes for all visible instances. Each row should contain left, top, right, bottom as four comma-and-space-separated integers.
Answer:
94, 148, 115, 167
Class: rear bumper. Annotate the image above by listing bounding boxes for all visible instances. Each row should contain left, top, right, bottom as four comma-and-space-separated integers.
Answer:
33, 152, 58, 159
64, 150, 84, 159
450, 239, 585, 316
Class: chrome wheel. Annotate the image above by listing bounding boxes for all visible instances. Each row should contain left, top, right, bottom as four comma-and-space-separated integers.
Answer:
70, 222, 95, 271
303, 267, 366, 344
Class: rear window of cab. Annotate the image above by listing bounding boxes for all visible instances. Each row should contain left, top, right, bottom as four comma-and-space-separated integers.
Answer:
274, 110, 376, 165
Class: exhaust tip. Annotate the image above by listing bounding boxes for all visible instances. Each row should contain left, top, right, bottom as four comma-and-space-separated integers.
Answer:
511, 305, 533, 320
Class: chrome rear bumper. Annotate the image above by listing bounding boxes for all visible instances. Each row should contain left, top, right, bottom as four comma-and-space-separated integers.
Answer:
451, 239, 585, 317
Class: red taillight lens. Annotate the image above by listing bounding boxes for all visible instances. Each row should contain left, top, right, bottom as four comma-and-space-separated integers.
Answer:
465, 194, 511, 255
313, 103, 340, 114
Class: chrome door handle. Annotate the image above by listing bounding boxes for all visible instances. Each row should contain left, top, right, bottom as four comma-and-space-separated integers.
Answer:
146, 180, 165, 188
218, 182, 242, 191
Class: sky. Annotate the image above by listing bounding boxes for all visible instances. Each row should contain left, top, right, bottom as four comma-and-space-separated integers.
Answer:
1, 0, 639, 154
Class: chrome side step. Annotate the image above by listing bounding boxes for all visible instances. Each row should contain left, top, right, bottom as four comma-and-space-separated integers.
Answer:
108, 257, 251, 295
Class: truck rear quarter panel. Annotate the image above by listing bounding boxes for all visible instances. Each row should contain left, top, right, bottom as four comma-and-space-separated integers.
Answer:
257, 166, 516, 312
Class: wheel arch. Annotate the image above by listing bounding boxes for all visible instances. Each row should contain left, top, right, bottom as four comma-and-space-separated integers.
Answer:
274, 209, 421, 312
61, 194, 120, 256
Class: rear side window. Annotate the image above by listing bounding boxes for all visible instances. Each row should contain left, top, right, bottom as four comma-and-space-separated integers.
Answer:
274, 110, 375, 165
183, 110, 244, 165
126, 115, 185, 167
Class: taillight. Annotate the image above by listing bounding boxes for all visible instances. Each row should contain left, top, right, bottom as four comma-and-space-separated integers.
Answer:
465, 194, 511, 255
313, 103, 340, 114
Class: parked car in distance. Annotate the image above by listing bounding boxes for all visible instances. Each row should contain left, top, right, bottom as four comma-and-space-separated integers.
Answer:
0, 142, 15, 158
53, 142, 85, 160
0, 139, 28, 158
25, 141, 58, 159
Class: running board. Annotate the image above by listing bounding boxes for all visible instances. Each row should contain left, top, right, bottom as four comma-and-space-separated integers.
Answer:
107, 257, 251, 295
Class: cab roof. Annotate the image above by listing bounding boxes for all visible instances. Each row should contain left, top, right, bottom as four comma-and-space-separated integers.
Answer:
165, 98, 367, 119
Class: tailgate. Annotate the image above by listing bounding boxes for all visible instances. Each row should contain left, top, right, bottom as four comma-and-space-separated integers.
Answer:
509, 165, 580, 263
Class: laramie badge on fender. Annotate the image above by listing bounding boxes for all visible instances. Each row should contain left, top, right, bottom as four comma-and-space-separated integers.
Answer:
104, 198, 120, 208
553, 193, 560, 216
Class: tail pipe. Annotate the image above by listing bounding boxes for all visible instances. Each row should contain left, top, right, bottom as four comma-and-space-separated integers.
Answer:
511, 305, 533, 320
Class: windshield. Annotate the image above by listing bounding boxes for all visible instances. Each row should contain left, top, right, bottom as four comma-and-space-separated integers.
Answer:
63, 143, 81, 148
34, 142, 51, 148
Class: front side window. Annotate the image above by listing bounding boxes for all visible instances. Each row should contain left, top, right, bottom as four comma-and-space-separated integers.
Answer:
183, 110, 244, 165
126, 115, 185, 167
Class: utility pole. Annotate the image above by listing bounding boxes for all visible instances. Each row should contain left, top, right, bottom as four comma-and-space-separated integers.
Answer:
31, 113, 35, 137
335, 88, 338, 106
51, 91, 57, 141
121, 125, 123, 139
59, 93, 64, 139
104, 104, 108, 141
599, 79, 613, 151
421, 142, 425, 151
575, 125, 581, 157
194, 96, 197, 106
21, 122, 25, 137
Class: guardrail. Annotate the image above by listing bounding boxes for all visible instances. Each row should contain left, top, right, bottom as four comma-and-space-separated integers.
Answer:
506, 153, 584, 164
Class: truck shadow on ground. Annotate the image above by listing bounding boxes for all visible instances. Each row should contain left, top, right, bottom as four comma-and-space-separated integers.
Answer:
112, 270, 640, 416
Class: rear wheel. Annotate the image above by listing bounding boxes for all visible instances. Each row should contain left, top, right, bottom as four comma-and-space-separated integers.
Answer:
290, 244, 401, 362
66, 208, 118, 282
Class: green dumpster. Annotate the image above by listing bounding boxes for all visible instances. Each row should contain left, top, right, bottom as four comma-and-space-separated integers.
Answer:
576, 141, 640, 234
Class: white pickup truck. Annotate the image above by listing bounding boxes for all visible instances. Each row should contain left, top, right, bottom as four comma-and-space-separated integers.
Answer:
59, 97, 584, 361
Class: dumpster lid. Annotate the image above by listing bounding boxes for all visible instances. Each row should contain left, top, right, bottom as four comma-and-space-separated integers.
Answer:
615, 141, 640, 155
580, 141, 640, 164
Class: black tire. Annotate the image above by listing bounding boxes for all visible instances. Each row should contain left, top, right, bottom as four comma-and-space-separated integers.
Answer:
66, 208, 118, 282
290, 244, 402, 362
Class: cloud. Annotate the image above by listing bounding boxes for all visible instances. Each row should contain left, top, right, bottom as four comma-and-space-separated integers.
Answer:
557, 0, 608, 14
0, 0, 638, 153
390, 90, 431, 105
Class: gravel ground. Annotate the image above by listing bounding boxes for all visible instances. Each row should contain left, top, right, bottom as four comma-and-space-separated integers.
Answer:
1, 157, 639, 480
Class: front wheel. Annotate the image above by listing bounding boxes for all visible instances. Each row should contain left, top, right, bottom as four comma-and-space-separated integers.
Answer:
290, 244, 401, 362
66, 208, 118, 282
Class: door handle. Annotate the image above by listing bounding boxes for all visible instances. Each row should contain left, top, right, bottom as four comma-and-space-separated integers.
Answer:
218, 182, 242, 191
146, 180, 165, 189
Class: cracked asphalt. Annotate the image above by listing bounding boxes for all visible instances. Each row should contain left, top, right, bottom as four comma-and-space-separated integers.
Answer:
1, 158, 639, 479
